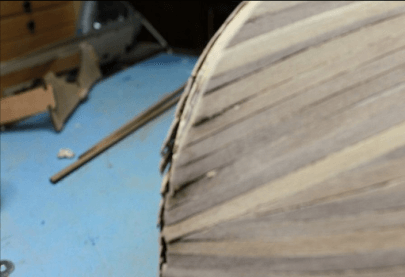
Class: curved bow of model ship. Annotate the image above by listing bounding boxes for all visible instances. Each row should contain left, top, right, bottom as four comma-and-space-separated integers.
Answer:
159, 1, 405, 276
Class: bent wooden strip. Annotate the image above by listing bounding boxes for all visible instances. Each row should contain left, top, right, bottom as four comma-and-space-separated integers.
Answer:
168, 227, 405, 257
163, 117, 405, 242
214, 1, 405, 76
198, 13, 405, 128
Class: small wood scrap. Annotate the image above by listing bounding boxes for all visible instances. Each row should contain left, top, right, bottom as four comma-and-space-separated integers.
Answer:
57, 148, 75, 159
158, 1, 405, 277
50, 83, 186, 184
45, 42, 101, 132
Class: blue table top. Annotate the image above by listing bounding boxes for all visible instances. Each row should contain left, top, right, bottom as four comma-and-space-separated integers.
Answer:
1, 53, 198, 277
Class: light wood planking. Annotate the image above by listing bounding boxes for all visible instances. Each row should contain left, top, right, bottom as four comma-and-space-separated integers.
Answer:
227, 1, 354, 48
163, 118, 405, 241
164, 58, 405, 215
205, 1, 405, 94
159, 1, 405, 276
163, 266, 405, 277
165, 252, 405, 274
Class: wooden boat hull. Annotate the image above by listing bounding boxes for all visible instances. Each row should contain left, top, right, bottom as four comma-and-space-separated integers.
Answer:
159, 1, 405, 276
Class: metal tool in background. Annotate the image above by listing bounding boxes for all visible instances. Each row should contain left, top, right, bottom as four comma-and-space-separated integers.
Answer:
77, 1, 170, 66
1, 0, 170, 98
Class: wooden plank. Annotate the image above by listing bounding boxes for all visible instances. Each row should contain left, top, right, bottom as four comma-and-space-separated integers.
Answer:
0, 23, 76, 61
206, 2, 405, 94
165, 104, 405, 214
0, 52, 80, 95
163, 116, 405, 241
165, 85, 405, 224
248, 1, 307, 22
172, 58, 405, 181
159, 2, 405, 275
0, 85, 55, 125
169, 227, 405, 257
78, 84, 185, 161
0, 3, 75, 41
184, 169, 405, 241
217, 1, 405, 75
167, 46, 405, 195
163, 266, 405, 277
227, 1, 354, 48
183, 43, 405, 165
176, 145, 405, 241
165, 251, 405, 274
0, 1, 68, 18
196, 13, 405, 132
184, 209, 405, 244
187, 55, 405, 158
0, 37, 80, 76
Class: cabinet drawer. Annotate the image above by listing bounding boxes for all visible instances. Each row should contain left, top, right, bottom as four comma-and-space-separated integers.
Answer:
1, 24, 75, 61
0, 1, 67, 18
1, 4, 75, 41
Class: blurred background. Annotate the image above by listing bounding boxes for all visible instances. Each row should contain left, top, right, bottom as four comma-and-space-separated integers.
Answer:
0, 1, 240, 277
130, 1, 241, 53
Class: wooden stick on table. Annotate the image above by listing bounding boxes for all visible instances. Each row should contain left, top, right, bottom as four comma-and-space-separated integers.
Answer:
50, 83, 186, 184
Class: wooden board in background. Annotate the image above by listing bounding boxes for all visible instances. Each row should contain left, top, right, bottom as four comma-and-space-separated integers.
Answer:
0, 23, 76, 62
0, 85, 55, 125
0, 3, 75, 41
0, 1, 67, 18
0, 52, 80, 97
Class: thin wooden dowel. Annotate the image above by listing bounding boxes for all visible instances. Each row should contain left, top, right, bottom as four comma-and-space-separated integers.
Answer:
79, 83, 185, 160
50, 84, 185, 184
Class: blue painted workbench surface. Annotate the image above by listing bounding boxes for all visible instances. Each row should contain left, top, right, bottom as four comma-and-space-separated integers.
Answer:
1, 53, 198, 277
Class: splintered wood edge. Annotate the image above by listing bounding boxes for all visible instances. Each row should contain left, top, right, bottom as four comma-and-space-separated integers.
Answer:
157, 1, 255, 273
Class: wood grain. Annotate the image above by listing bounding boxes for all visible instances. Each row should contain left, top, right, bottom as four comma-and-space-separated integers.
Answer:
0, 3, 75, 41
0, 23, 76, 61
0, 1, 67, 18
0, 85, 55, 125
158, 1, 405, 276
0, 52, 80, 95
